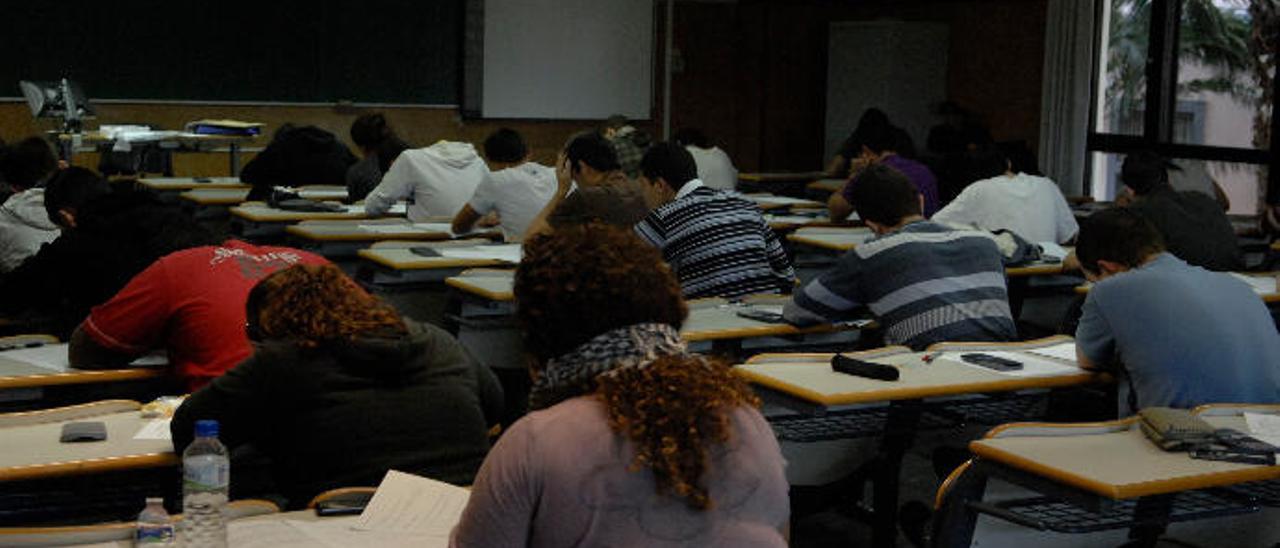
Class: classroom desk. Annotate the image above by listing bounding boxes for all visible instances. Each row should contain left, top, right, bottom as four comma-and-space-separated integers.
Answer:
787, 227, 1074, 278
739, 171, 830, 183
933, 404, 1280, 547
285, 218, 492, 260
55, 132, 255, 176
0, 400, 177, 484
358, 240, 519, 287
742, 193, 826, 211
735, 337, 1099, 548
763, 213, 834, 231
806, 178, 847, 195
1074, 272, 1280, 303
181, 185, 347, 207
0, 341, 167, 401
136, 177, 247, 193
230, 201, 405, 239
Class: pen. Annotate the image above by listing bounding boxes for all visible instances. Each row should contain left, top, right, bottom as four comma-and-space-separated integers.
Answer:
0, 341, 45, 352
921, 351, 941, 363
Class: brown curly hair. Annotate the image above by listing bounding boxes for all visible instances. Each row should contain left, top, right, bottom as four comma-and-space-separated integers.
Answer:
515, 225, 760, 510
247, 264, 406, 348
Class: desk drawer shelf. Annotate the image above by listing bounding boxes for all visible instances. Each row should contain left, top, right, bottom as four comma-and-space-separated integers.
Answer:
970, 490, 1256, 534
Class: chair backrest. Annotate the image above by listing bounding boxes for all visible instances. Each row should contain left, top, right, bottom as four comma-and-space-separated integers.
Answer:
0, 400, 141, 429
306, 486, 377, 510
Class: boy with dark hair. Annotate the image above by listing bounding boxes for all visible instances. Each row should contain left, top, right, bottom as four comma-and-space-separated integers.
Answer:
241, 124, 357, 201
524, 131, 650, 237
1074, 208, 1280, 414
0, 137, 60, 271
452, 128, 557, 241
829, 121, 940, 221
785, 164, 1015, 349
633, 142, 793, 299
1117, 151, 1242, 271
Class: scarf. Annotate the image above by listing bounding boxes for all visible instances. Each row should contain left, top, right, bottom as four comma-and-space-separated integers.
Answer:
528, 323, 686, 411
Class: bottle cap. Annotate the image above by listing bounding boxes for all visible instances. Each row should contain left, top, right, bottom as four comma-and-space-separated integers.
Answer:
194, 420, 219, 438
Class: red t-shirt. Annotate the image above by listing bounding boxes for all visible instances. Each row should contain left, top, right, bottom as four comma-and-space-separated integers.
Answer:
83, 240, 328, 391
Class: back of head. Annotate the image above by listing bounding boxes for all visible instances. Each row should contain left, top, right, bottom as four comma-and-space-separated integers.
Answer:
603, 114, 629, 131
857, 108, 891, 131
964, 145, 1010, 183
564, 131, 621, 174
1075, 208, 1167, 275
639, 142, 699, 190
854, 119, 899, 155
0, 137, 57, 190
483, 128, 528, 164
672, 128, 710, 149
848, 164, 921, 226
1121, 151, 1171, 196
349, 113, 394, 149
77, 187, 225, 254
247, 264, 406, 349
1001, 141, 1042, 176
43, 167, 110, 227
516, 224, 687, 363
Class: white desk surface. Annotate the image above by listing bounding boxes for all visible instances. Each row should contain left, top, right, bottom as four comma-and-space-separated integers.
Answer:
1075, 271, 1279, 303
742, 193, 826, 211
0, 409, 176, 482
786, 226, 875, 251
136, 177, 246, 191
65, 510, 454, 548
288, 219, 497, 243
360, 244, 516, 271
0, 344, 166, 390
232, 202, 404, 223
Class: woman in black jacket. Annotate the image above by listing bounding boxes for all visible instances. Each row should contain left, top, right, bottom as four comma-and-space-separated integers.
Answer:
172, 264, 502, 508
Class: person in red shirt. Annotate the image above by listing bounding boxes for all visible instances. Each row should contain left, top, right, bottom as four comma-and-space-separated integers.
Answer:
68, 239, 328, 390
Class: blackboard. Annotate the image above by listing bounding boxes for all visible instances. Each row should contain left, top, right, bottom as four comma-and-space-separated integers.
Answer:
4, 1, 460, 105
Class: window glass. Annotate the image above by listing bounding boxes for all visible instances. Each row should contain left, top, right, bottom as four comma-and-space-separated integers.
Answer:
1096, 0, 1151, 136
1173, 0, 1273, 150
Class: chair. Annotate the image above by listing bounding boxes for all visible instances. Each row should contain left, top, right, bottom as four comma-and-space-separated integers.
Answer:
0, 499, 279, 546
306, 486, 377, 510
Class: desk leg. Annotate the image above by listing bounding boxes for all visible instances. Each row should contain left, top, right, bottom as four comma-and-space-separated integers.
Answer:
1124, 494, 1174, 548
871, 400, 923, 548
931, 461, 988, 548
229, 142, 241, 176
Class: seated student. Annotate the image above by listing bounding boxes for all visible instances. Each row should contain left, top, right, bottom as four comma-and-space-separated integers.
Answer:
0, 137, 59, 272
634, 142, 794, 299
1167, 158, 1230, 210
172, 264, 501, 508
1117, 151, 1242, 271
365, 140, 487, 221
524, 131, 651, 237
673, 128, 738, 191
240, 124, 357, 201
0, 169, 226, 337
346, 113, 410, 201
451, 226, 789, 547
452, 128, 556, 242
1074, 208, 1280, 414
827, 108, 919, 179
784, 164, 1016, 349
931, 145, 1078, 244
829, 121, 940, 222
602, 115, 652, 178
68, 238, 328, 390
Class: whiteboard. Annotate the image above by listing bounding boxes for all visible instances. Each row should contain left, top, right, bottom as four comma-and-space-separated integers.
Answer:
480, 0, 654, 119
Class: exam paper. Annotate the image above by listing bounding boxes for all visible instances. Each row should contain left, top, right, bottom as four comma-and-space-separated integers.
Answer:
355, 470, 470, 534
287, 519, 449, 548
1038, 242, 1069, 261
227, 519, 329, 548
944, 350, 1081, 377
1023, 342, 1078, 363
1244, 412, 1280, 450
1229, 273, 1278, 295
133, 419, 172, 441
438, 244, 522, 263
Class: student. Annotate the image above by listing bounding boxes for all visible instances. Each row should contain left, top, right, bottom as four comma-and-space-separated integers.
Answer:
1074, 208, 1280, 414
1118, 151, 1242, 271
346, 113, 409, 201
784, 164, 1016, 349
68, 239, 328, 390
602, 114, 652, 178
931, 146, 1078, 244
827, 108, 918, 178
524, 131, 650, 237
634, 142, 794, 299
172, 264, 501, 508
451, 226, 789, 547
0, 137, 59, 272
0, 169, 224, 338
452, 128, 556, 241
365, 140, 487, 221
829, 121, 940, 221
673, 128, 738, 191
1167, 159, 1230, 210
240, 124, 357, 201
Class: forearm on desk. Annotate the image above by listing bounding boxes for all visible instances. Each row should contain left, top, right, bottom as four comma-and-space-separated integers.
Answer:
68, 323, 136, 369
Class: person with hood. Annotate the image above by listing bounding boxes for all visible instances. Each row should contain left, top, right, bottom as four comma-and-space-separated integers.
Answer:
172, 264, 502, 508
365, 140, 488, 221
0, 137, 59, 272
240, 124, 357, 201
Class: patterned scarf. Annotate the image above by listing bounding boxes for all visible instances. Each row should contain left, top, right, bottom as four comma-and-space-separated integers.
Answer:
528, 323, 687, 411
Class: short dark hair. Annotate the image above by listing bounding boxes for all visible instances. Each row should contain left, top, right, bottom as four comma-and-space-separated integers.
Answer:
855, 121, 899, 154
672, 128, 710, 149
1075, 208, 1167, 275
639, 142, 698, 190
847, 164, 921, 226
603, 114, 629, 130
349, 113, 393, 149
43, 167, 110, 226
483, 128, 528, 164
965, 145, 1010, 182
1120, 151, 1171, 195
564, 131, 621, 173
0, 137, 57, 190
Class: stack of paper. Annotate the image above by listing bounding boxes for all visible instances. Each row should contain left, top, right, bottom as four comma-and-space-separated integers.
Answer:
1229, 273, 1278, 295
438, 244, 522, 263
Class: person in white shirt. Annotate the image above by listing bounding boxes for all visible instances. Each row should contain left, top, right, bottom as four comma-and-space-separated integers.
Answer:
365, 140, 487, 221
932, 146, 1078, 244
0, 137, 60, 272
673, 128, 738, 191
452, 129, 556, 242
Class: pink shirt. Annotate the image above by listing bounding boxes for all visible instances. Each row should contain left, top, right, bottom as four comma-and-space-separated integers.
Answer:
451, 396, 789, 547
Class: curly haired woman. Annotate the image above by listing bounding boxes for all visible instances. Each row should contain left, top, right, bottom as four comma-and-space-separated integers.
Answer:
172, 264, 502, 508
451, 225, 789, 547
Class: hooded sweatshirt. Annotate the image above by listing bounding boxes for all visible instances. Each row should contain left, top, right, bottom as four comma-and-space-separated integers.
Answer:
240, 126, 357, 201
365, 141, 487, 221
0, 188, 58, 273
171, 320, 503, 508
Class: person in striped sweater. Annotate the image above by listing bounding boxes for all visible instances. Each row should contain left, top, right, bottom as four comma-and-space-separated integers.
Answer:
634, 143, 795, 299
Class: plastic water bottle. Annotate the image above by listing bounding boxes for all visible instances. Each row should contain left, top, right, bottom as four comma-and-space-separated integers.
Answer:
182, 420, 229, 548
135, 497, 175, 545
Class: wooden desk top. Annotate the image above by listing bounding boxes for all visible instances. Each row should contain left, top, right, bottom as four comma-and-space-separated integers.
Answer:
806, 178, 846, 194
0, 344, 166, 390
286, 219, 458, 243
734, 336, 1097, 406
0, 405, 177, 482
179, 188, 250, 206
446, 269, 516, 301
786, 226, 875, 251
136, 177, 246, 191
739, 171, 829, 183
742, 193, 826, 211
763, 213, 834, 231
359, 243, 518, 271
231, 202, 403, 223
1074, 272, 1279, 303
970, 407, 1280, 500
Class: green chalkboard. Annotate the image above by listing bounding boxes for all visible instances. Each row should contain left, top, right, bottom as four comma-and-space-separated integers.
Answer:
5, 1, 460, 104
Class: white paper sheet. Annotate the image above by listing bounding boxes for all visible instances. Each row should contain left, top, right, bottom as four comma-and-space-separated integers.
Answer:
1038, 242, 1069, 261
298, 189, 348, 200
1023, 342, 1078, 363
354, 470, 470, 534
346, 203, 408, 215
1244, 412, 1280, 450
764, 215, 829, 225
747, 195, 820, 206
438, 244, 522, 263
751, 304, 785, 316
0, 344, 166, 372
943, 350, 1081, 377
227, 519, 329, 548
133, 419, 172, 441
1229, 273, 1278, 295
